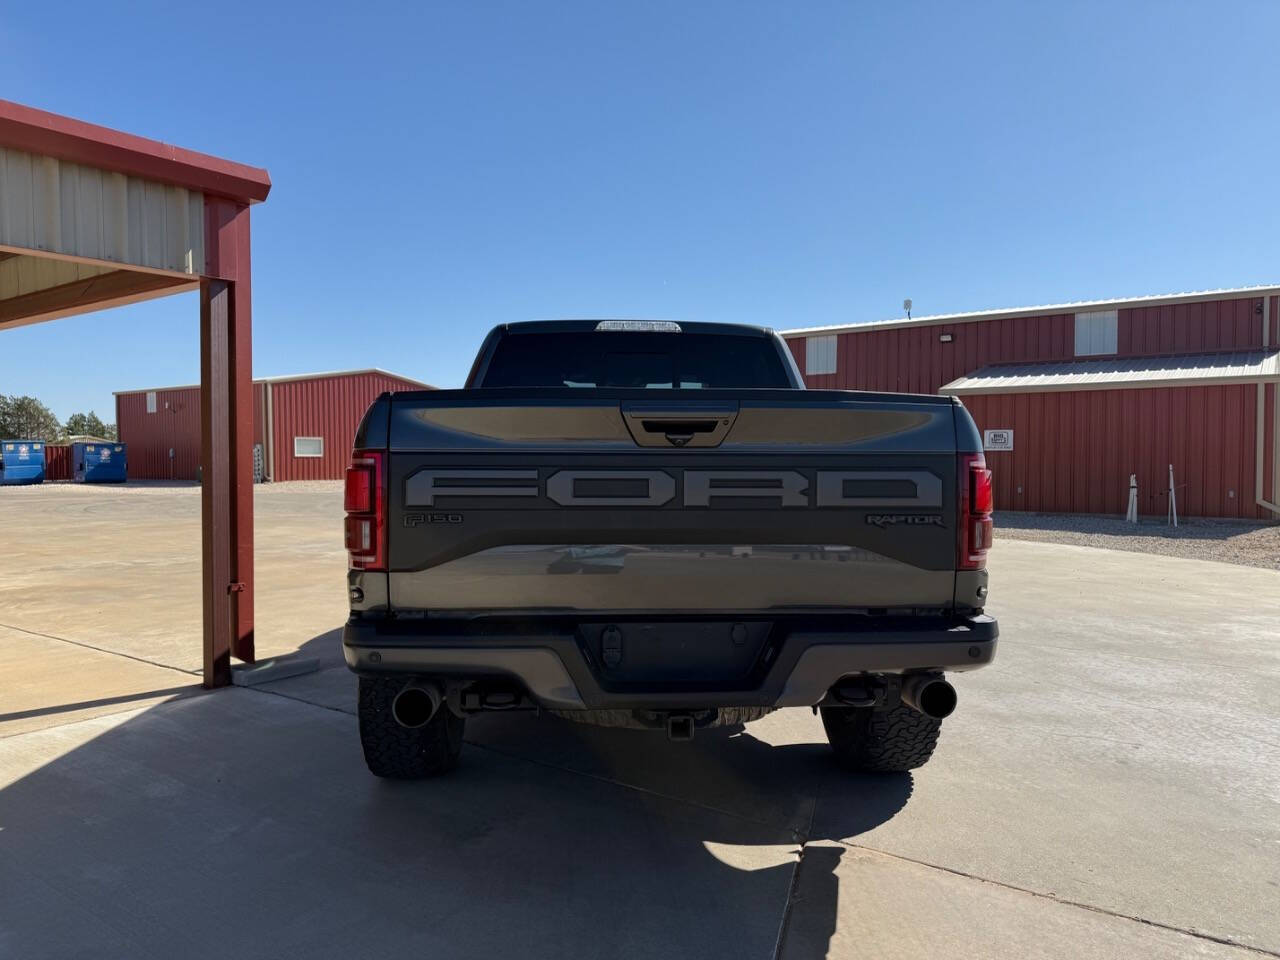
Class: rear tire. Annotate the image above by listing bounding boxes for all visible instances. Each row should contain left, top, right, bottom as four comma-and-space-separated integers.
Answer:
358, 676, 465, 779
820, 701, 941, 772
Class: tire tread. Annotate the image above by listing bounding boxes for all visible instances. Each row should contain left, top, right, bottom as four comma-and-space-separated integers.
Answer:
820, 701, 941, 772
358, 677, 464, 779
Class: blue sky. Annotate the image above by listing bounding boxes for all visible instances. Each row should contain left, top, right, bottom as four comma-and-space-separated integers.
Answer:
2, 1, 1279, 419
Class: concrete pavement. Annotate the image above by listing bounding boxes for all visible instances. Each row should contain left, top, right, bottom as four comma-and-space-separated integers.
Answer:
0, 484, 1277, 958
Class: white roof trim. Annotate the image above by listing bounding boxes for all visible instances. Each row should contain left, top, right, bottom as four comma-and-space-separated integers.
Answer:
781, 285, 1280, 338
940, 350, 1280, 396
254, 368, 431, 387
113, 368, 433, 396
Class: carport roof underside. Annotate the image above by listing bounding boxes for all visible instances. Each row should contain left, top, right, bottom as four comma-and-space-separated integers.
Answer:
1, 98, 271, 687
0, 98, 270, 330
940, 348, 1280, 395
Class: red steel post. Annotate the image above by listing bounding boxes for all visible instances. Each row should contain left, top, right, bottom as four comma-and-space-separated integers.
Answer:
200, 199, 256, 686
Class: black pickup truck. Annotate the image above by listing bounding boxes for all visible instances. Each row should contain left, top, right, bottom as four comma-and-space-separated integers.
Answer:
343, 320, 997, 778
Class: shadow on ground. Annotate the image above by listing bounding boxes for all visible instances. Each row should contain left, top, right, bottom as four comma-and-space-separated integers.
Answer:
0, 624, 915, 960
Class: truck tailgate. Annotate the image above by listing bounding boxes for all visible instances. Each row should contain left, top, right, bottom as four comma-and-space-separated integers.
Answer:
381, 389, 959, 613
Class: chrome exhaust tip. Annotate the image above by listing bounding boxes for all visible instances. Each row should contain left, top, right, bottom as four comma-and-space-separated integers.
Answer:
901, 675, 957, 720
392, 682, 443, 728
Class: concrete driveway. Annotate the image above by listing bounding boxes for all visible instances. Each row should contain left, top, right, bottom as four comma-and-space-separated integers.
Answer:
0, 484, 1277, 959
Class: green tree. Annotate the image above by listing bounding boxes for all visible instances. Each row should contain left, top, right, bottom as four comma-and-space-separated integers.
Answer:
63, 411, 115, 440
0, 394, 61, 442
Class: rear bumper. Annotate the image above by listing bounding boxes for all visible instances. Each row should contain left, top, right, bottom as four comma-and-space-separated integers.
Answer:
343, 614, 998, 710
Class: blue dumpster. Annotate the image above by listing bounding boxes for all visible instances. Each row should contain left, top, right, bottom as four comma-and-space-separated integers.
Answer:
73, 442, 127, 483
0, 440, 47, 485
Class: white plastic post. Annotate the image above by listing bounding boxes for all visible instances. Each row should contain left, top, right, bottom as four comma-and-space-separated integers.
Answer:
1167, 463, 1178, 527
1126, 473, 1138, 523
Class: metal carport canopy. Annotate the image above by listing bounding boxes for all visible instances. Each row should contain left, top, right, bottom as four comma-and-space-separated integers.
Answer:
0, 98, 271, 687
939, 349, 1280, 395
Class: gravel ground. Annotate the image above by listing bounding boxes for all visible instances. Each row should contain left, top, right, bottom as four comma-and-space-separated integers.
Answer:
996, 511, 1280, 570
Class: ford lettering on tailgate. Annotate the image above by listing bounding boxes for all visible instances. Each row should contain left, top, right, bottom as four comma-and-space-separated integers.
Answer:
404, 468, 942, 509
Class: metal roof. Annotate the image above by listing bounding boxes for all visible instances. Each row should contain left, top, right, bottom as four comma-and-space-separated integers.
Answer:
781, 284, 1280, 338
939, 350, 1280, 396
0, 98, 271, 203
113, 368, 432, 395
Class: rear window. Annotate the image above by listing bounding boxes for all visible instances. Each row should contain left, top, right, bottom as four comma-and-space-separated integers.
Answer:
480, 332, 792, 389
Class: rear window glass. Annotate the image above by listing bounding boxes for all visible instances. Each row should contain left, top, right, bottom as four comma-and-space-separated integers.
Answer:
480, 332, 791, 389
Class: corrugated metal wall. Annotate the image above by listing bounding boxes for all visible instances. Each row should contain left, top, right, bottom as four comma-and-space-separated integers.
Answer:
270, 372, 422, 481
785, 293, 1280, 519
117, 383, 264, 480
961, 385, 1274, 519
43, 444, 71, 480
0, 145, 204, 275
789, 294, 1276, 393
117, 372, 423, 482
117, 386, 200, 479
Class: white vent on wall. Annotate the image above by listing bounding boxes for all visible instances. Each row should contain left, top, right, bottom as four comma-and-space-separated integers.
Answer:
806, 335, 838, 375
1074, 310, 1118, 356
293, 436, 324, 458
146, 391, 157, 414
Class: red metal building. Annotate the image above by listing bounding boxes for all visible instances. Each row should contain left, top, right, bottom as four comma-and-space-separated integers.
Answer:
43, 444, 72, 481
783, 287, 1280, 519
116, 369, 429, 482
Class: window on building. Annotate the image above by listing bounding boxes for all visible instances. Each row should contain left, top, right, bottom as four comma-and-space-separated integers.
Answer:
806, 335, 838, 375
293, 436, 324, 458
146, 391, 157, 414
1074, 310, 1118, 356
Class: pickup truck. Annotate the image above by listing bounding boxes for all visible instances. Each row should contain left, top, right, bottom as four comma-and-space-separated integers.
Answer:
343, 320, 997, 779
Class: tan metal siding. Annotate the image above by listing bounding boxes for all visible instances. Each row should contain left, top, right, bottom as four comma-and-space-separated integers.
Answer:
0, 146, 203, 275
0, 256, 113, 298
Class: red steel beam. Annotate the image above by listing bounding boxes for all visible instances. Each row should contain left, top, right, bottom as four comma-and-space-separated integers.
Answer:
0, 269, 190, 330
0, 99, 271, 203
200, 199, 255, 687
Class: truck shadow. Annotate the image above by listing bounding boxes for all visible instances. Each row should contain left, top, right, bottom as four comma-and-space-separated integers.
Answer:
0, 626, 915, 958
284, 626, 914, 956
467, 709, 915, 841
465, 713, 917, 957
289, 626, 913, 842
390, 710, 913, 959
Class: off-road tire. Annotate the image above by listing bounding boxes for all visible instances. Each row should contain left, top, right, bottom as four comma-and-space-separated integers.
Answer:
820, 702, 941, 772
358, 676, 465, 779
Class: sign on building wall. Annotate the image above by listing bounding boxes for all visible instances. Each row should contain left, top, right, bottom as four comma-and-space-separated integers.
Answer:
984, 429, 1014, 451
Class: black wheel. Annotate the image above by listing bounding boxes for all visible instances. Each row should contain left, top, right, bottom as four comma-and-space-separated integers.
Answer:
358, 676, 465, 779
820, 701, 941, 772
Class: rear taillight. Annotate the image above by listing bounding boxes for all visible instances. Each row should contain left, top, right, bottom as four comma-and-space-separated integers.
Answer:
958, 453, 994, 570
344, 450, 385, 570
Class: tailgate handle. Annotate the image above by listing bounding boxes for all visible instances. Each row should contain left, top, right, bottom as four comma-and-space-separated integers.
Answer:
641, 419, 719, 447
621, 405, 739, 448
